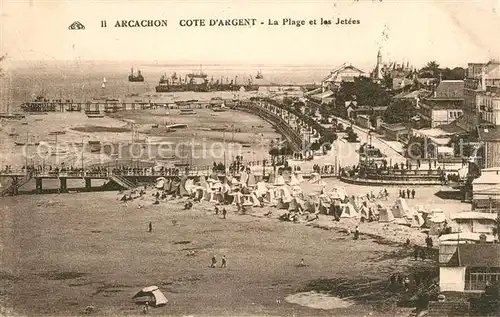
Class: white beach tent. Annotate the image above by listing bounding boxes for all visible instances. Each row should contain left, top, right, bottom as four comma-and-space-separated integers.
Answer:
155, 177, 166, 189
410, 213, 425, 228
378, 203, 395, 222
308, 172, 326, 186
429, 211, 447, 235
391, 198, 414, 219
340, 202, 360, 219
132, 286, 168, 307
274, 175, 286, 186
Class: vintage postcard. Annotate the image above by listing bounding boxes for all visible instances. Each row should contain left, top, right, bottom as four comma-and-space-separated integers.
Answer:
1, 0, 499, 316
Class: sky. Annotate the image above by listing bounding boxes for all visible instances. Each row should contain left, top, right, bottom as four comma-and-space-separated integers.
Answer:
1, 0, 499, 69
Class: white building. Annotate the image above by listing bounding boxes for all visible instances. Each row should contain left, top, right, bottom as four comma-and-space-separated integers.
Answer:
321, 63, 368, 92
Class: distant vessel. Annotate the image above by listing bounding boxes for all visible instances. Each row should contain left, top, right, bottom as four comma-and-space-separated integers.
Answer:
128, 68, 144, 82
155, 67, 259, 92
212, 104, 228, 112
179, 109, 196, 115
256, 71, 263, 79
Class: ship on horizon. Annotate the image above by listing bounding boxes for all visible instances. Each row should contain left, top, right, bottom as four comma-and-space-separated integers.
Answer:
128, 68, 144, 82
155, 69, 259, 93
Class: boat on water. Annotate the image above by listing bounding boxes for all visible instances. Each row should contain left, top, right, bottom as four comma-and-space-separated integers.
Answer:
212, 104, 228, 112
48, 131, 66, 135
128, 67, 144, 82
256, 70, 263, 79
179, 109, 196, 115
14, 141, 40, 146
155, 68, 259, 93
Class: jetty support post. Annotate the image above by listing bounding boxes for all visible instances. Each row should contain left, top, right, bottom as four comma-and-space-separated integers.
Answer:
85, 178, 92, 190
35, 177, 43, 194
59, 177, 67, 192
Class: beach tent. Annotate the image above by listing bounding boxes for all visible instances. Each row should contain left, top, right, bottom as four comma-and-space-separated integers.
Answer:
255, 181, 268, 198
378, 207, 395, 222
340, 202, 360, 219
391, 198, 413, 219
247, 173, 256, 187
295, 172, 304, 184
308, 173, 326, 186
155, 177, 166, 189
179, 175, 189, 197
274, 175, 286, 186
282, 170, 291, 183
429, 211, 447, 235
132, 286, 168, 307
289, 173, 301, 186
410, 213, 425, 228
359, 205, 370, 220
240, 171, 249, 186
184, 179, 194, 194
268, 171, 276, 184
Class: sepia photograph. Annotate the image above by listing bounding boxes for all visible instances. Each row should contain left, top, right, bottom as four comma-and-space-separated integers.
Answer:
0, 0, 499, 316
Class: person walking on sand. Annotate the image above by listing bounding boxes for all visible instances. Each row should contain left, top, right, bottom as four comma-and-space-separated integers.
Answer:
222, 208, 227, 219
148, 221, 152, 233
221, 255, 227, 268
210, 255, 217, 268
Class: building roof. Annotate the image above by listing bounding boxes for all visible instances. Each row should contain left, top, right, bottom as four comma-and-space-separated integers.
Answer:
381, 123, 408, 132
393, 89, 432, 99
433, 80, 465, 99
450, 212, 497, 221
457, 244, 500, 267
414, 128, 453, 138
436, 120, 468, 135
478, 126, 500, 141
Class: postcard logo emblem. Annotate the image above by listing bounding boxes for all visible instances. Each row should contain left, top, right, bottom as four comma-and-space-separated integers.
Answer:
68, 21, 85, 30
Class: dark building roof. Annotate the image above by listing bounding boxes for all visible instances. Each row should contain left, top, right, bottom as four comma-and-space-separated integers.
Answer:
381, 123, 409, 132
433, 80, 464, 99
458, 244, 500, 267
443, 244, 500, 267
436, 121, 468, 135
478, 126, 500, 141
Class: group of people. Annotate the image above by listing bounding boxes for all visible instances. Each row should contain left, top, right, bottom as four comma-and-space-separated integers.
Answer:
210, 255, 227, 268
312, 164, 335, 174
399, 188, 416, 199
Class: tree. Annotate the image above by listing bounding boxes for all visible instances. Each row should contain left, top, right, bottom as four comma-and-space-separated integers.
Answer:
336, 77, 391, 108
421, 61, 441, 78
269, 147, 280, 166
383, 99, 418, 124
441, 67, 466, 80
403, 136, 435, 158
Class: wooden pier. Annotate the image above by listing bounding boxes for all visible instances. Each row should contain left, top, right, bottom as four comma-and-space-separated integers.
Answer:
20, 100, 165, 113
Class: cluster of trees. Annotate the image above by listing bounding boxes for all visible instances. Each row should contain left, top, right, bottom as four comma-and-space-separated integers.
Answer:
402, 136, 435, 158
419, 61, 465, 80
448, 135, 475, 157
383, 99, 418, 124
268, 143, 294, 166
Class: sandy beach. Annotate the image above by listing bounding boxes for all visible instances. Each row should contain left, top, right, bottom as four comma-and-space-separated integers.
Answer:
0, 182, 447, 317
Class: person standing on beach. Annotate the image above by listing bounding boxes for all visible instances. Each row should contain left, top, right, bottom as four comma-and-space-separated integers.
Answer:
221, 255, 227, 268
411, 189, 416, 199
353, 226, 359, 240
148, 221, 152, 233
222, 208, 227, 219
211, 255, 217, 268
406, 188, 411, 199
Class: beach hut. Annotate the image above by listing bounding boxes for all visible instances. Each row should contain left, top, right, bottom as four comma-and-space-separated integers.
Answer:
132, 286, 168, 307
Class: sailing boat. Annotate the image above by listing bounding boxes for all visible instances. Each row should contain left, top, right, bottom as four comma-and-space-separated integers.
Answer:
256, 71, 263, 79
